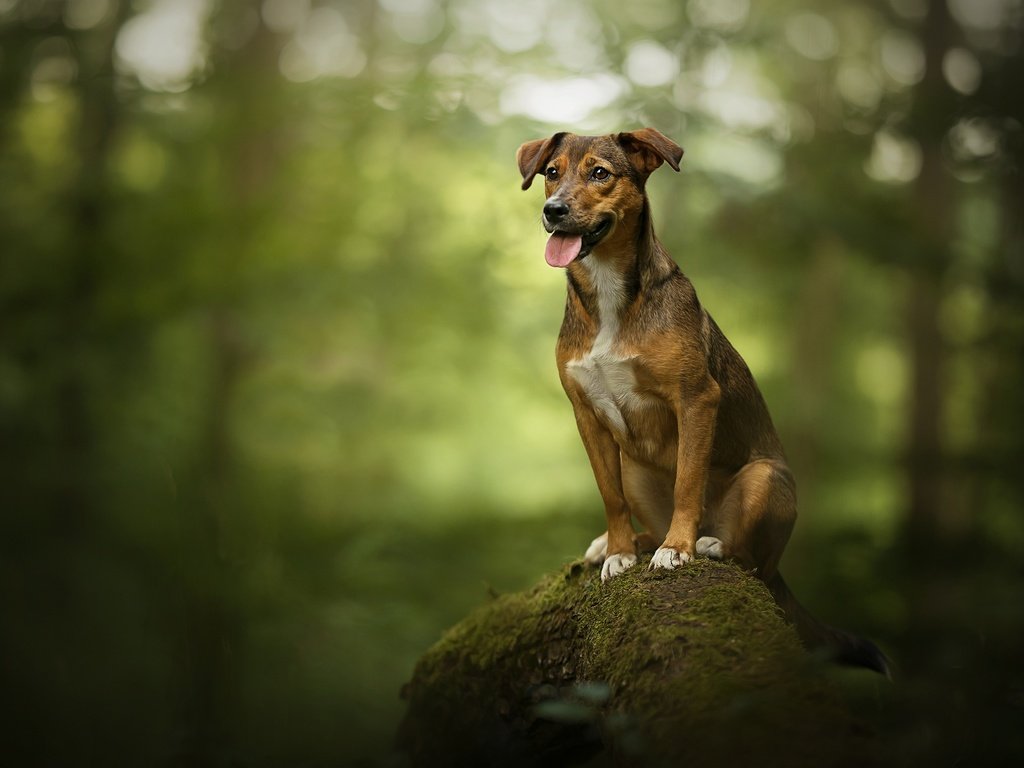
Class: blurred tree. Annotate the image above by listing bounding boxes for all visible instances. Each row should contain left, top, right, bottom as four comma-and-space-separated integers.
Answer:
172, 5, 285, 763
59, 0, 130, 532
902, 0, 959, 555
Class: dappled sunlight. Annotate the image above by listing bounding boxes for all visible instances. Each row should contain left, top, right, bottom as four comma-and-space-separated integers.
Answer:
687, 132, 784, 186
948, 0, 1017, 32
624, 39, 679, 87
64, 0, 116, 30
836, 62, 884, 112
948, 117, 1002, 163
499, 73, 628, 124
259, 0, 309, 33
686, 0, 750, 32
865, 128, 922, 183
477, 0, 548, 53
277, 5, 366, 81
114, 0, 210, 92
879, 30, 926, 86
942, 46, 983, 94
381, 0, 446, 45
785, 13, 839, 61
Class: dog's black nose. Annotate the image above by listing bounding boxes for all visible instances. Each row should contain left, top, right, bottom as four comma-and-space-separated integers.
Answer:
543, 199, 570, 221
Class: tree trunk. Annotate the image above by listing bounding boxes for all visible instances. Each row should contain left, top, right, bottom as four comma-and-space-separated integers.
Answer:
398, 559, 875, 768
789, 236, 846, 495
901, 0, 959, 552
56, 0, 129, 533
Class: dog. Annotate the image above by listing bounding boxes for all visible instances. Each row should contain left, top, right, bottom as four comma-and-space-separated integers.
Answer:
516, 128, 889, 675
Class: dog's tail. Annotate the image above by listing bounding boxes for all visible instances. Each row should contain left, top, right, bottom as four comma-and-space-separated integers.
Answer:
767, 571, 892, 678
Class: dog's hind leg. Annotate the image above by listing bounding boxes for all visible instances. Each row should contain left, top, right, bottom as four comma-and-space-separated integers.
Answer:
695, 535, 725, 559
584, 531, 608, 565
700, 458, 796, 580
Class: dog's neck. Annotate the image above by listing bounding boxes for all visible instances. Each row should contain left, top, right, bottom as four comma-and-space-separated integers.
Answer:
565, 199, 675, 330
577, 255, 628, 352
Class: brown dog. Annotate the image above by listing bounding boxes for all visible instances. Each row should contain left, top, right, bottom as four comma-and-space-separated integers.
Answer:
517, 128, 889, 675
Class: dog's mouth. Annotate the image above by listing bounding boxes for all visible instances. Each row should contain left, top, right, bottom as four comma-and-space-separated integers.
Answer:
544, 217, 613, 268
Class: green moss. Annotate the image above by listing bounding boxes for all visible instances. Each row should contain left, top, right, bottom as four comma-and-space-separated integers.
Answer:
398, 558, 874, 767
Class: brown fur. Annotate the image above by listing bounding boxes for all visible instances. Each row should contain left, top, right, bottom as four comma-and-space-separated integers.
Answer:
516, 129, 890, 675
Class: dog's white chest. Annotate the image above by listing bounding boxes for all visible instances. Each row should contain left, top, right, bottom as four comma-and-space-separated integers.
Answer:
566, 327, 676, 468
567, 345, 642, 435
565, 258, 652, 435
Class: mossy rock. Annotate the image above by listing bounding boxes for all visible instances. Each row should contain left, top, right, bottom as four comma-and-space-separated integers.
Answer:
397, 557, 876, 767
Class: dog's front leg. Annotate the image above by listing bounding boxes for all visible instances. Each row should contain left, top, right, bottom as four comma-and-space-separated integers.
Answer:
651, 378, 721, 570
571, 403, 636, 582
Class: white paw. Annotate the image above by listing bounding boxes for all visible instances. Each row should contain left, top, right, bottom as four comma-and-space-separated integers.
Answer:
696, 536, 724, 560
585, 532, 608, 566
649, 546, 692, 571
601, 552, 637, 582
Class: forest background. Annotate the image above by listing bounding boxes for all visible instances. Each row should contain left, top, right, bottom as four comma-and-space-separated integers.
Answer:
2, 0, 1023, 765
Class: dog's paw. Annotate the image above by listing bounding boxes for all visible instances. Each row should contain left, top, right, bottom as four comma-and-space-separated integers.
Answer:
696, 536, 724, 560
585, 532, 608, 566
601, 552, 637, 582
649, 546, 692, 571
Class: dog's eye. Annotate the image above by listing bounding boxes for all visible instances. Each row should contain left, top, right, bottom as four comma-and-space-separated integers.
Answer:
591, 167, 610, 180
545, 166, 559, 180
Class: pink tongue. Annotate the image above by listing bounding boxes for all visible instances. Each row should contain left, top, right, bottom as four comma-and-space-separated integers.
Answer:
544, 233, 583, 268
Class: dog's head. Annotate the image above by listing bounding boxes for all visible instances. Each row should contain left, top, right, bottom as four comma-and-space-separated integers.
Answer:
516, 129, 683, 267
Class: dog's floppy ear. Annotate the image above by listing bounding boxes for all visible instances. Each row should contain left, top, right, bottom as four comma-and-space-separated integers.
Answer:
516, 132, 565, 190
616, 128, 683, 177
